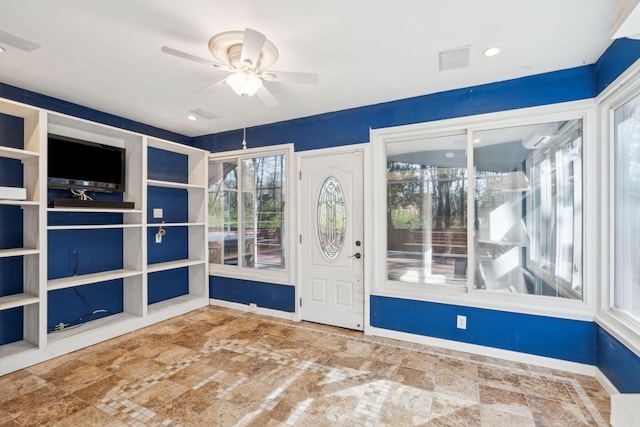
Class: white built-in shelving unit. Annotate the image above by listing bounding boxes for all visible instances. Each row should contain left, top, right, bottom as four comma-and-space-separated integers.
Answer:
0, 97, 208, 375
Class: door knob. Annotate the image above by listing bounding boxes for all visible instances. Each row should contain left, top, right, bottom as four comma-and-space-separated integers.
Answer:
349, 252, 362, 259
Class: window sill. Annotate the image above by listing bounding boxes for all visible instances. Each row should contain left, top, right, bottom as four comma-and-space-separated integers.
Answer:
372, 281, 595, 321
209, 264, 293, 286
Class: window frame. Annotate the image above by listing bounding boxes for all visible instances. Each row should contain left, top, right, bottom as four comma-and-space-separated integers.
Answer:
208, 143, 295, 285
597, 60, 640, 355
368, 100, 596, 321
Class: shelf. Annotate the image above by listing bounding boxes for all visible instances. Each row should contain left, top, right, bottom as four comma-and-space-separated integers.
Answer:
0, 248, 39, 258
0, 200, 39, 207
48, 224, 142, 230
147, 222, 205, 227
147, 138, 208, 156
48, 207, 142, 214
148, 294, 208, 316
147, 179, 206, 190
147, 259, 205, 273
0, 293, 39, 311
0, 340, 38, 358
0, 145, 39, 161
47, 268, 143, 291
47, 312, 139, 344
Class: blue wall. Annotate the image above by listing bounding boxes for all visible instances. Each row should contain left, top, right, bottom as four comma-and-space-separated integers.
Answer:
371, 296, 596, 364
597, 326, 640, 392
194, 65, 595, 153
210, 276, 295, 312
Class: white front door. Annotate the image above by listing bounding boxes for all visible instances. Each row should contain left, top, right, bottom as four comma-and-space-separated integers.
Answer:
299, 148, 364, 330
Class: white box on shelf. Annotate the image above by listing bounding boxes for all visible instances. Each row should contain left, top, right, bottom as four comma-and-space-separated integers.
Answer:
0, 186, 27, 200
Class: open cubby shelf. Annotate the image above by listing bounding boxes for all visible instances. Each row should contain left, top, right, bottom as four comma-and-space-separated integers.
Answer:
0, 97, 209, 376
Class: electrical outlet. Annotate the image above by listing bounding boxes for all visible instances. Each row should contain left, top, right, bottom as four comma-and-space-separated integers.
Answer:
153, 208, 163, 218
457, 315, 467, 330
155, 233, 162, 243
249, 303, 257, 312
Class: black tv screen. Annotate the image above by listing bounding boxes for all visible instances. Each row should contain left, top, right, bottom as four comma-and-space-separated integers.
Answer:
48, 134, 126, 193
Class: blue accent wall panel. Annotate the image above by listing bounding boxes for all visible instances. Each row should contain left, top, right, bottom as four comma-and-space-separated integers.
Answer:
370, 295, 596, 364
0, 158, 23, 189
210, 276, 295, 312
0, 112, 23, 149
597, 326, 640, 393
0, 205, 23, 249
48, 208, 123, 227
148, 267, 189, 304
147, 226, 188, 264
194, 66, 595, 153
0, 257, 23, 297
147, 186, 188, 223
0, 307, 23, 345
595, 37, 640, 95
47, 279, 123, 331
148, 147, 189, 184
48, 229, 123, 279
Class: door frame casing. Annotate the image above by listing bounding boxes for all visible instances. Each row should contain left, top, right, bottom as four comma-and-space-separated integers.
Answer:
295, 143, 373, 331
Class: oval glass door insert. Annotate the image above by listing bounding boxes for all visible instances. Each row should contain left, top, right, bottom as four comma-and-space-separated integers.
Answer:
316, 176, 346, 259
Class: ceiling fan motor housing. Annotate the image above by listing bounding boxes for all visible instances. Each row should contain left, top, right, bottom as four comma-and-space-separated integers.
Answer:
208, 30, 279, 71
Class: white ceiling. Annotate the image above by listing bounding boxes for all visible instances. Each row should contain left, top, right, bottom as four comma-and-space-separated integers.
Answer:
0, 0, 614, 138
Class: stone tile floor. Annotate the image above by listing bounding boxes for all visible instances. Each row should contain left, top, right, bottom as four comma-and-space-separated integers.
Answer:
0, 306, 611, 426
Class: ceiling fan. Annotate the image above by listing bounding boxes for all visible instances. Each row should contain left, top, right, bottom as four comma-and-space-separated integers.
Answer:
161, 28, 319, 106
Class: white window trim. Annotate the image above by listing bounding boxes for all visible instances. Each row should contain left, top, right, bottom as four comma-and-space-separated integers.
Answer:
368, 100, 597, 321
596, 58, 640, 357
208, 143, 295, 286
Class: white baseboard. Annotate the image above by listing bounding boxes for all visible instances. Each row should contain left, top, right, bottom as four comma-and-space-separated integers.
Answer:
367, 325, 596, 376
209, 299, 296, 321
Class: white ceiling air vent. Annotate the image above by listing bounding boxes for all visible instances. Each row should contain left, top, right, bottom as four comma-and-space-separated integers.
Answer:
439, 46, 470, 71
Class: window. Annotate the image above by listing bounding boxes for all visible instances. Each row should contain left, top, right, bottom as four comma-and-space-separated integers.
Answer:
376, 109, 586, 304
208, 145, 292, 282
614, 91, 640, 324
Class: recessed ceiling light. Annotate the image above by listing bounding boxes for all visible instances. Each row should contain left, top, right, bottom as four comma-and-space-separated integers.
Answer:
187, 114, 197, 121
483, 46, 501, 57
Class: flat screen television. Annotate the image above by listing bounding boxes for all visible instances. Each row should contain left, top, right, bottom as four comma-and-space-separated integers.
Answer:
48, 134, 126, 193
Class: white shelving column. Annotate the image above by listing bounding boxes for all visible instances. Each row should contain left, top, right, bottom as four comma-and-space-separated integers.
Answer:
0, 101, 46, 373
145, 137, 209, 319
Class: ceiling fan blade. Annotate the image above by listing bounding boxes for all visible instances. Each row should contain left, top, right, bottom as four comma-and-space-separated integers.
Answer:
240, 28, 266, 68
0, 30, 41, 52
256, 86, 279, 107
194, 77, 228, 94
161, 46, 228, 70
261, 70, 319, 85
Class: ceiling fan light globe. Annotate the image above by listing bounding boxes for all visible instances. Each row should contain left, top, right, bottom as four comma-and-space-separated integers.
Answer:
226, 72, 263, 97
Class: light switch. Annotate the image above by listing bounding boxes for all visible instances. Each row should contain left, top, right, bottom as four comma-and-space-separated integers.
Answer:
153, 208, 163, 218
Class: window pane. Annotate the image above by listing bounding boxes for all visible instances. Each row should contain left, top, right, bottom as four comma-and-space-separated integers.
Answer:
474, 119, 582, 299
386, 133, 468, 285
241, 155, 285, 270
208, 160, 239, 265
614, 92, 640, 321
